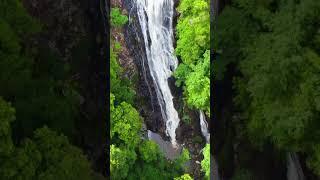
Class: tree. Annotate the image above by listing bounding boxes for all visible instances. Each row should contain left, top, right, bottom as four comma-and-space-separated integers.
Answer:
110, 93, 142, 148
176, 0, 210, 64
110, 45, 135, 104
174, 174, 193, 180
0, 98, 97, 180
110, 8, 128, 27
174, 0, 210, 114
201, 144, 210, 179
138, 140, 161, 163
185, 51, 210, 113
0, 98, 15, 157
175, 148, 191, 171
110, 145, 137, 180
218, 0, 320, 176
0, 0, 80, 138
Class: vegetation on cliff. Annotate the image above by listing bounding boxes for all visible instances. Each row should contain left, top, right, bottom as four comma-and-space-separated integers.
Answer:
0, 0, 106, 179
174, 0, 211, 179
216, 0, 320, 178
110, 7, 192, 179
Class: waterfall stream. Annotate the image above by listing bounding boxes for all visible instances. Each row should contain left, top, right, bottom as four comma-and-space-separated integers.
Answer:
135, 0, 180, 147
200, 110, 210, 143
287, 152, 305, 180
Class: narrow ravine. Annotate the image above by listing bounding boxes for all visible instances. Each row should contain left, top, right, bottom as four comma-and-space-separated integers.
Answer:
135, 0, 180, 147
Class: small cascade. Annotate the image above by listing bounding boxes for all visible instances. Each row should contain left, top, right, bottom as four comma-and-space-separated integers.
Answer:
200, 110, 210, 143
287, 152, 305, 180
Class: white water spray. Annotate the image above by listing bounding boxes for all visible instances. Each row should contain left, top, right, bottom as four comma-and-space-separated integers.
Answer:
287, 152, 305, 180
135, 0, 180, 146
200, 110, 210, 143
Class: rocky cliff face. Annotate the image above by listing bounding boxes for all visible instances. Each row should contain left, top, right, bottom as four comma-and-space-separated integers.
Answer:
111, 0, 137, 79
121, 0, 166, 135
118, 0, 206, 179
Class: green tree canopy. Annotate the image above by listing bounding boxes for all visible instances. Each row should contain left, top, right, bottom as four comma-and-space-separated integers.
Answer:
0, 98, 97, 180
201, 144, 210, 179
174, 0, 210, 114
0, 0, 79, 138
110, 93, 142, 148
174, 174, 193, 180
110, 8, 128, 27
218, 0, 320, 175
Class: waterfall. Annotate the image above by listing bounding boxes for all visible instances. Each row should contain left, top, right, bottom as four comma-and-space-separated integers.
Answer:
287, 152, 305, 180
200, 110, 210, 143
135, 0, 180, 147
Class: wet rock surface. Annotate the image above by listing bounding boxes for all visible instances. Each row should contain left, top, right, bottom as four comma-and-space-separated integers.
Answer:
123, 0, 165, 135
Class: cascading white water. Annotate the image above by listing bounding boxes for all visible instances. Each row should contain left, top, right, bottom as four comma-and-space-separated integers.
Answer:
287, 152, 305, 180
135, 0, 180, 146
200, 110, 210, 143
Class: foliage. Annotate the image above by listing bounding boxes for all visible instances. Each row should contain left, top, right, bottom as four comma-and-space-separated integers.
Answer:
218, 0, 320, 175
110, 44, 135, 104
0, 0, 41, 37
109, 1, 208, 178
0, 98, 15, 157
110, 8, 128, 27
175, 148, 191, 171
182, 114, 191, 125
201, 144, 210, 179
174, 0, 210, 114
138, 140, 161, 163
110, 145, 136, 179
174, 174, 193, 180
176, 0, 210, 64
185, 50, 210, 113
110, 93, 141, 148
0, 0, 79, 138
0, 1, 103, 179
0, 99, 95, 180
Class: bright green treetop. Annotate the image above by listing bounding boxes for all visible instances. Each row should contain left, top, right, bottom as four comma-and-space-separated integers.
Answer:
174, 174, 193, 180
110, 8, 128, 27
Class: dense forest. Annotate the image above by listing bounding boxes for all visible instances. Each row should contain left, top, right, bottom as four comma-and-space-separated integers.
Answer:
214, 0, 320, 179
110, 0, 210, 179
0, 0, 107, 179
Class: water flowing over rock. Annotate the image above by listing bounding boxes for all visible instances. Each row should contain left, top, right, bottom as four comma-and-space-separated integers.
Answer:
287, 152, 305, 180
199, 111, 210, 143
135, 0, 180, 146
